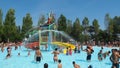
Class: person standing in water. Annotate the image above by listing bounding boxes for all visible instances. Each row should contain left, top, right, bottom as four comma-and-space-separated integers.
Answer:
69, 47, 72, 55
98, 50, 103, 61
77, 44, 81, 53
6, 46, 12, 59
110, 49, 120, 68
58, 59, 62, 68
83, 45, 94, 62
52, 48, 59, 63
28, 51, 30, 56
35, 48, 42, 63
66, 47, 69, 55
45, 44, 48, 51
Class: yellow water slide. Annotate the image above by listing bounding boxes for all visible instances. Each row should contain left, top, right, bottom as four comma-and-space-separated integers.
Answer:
52, 42, 75, 49
52, 42, 75, 54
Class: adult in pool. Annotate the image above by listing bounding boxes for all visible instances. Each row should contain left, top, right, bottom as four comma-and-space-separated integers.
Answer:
110, 49, 120, 68
35, 48, 42, 63
52, 48, 59, 63
83, 45, 94, 62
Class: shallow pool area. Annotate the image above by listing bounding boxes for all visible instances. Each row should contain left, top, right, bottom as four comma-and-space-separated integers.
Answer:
0, 46, 119, 68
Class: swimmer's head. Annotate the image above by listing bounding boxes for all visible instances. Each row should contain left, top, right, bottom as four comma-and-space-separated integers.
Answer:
88, 65, 92, 68
55, 48, 58, 51
108, 51, 111, 53
44, 63, 48, 68
72, 61, 75, 64
58, 59, 61, 63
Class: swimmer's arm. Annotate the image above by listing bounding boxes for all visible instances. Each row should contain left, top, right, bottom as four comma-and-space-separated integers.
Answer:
110, 56, 113, 62
82, 49, 86, 51
116, 53, 120, 57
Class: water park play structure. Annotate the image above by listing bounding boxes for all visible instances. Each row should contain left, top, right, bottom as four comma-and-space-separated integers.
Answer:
24, 12, 75, 51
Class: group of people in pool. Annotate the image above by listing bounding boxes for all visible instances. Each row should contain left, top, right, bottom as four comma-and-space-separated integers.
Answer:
34, 47, 81, 68
0, 42, 120, 68
43, 60, 81, 68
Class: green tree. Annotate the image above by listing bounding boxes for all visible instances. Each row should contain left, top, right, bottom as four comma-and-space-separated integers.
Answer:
22, 13, 33, 37
97, 29, 106, 42
72, 18, 82, 41
82, 17, 89, 42
16, 26, 22, 41
66, 19, 72, 35
92, 19, 99, 35
3, 9, 17, 42
0, 9, 3, 42
38, 15, 46, 26
108, 19, 114, 34
82, 17, 89, 35
92, 19, 99, 43
104, 13, 111, 33
57, 14, 67, 32
113, 16, 120, 34
108, 19, 114, 41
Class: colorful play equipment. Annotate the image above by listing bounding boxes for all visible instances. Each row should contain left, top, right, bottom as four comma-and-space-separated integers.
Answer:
24, 12, 76, 51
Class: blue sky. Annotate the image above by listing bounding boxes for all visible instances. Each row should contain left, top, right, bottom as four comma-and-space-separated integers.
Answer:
0, 0, 120, 30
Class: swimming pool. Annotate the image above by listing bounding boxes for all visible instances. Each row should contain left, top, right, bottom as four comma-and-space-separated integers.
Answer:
0, 46, 119, 68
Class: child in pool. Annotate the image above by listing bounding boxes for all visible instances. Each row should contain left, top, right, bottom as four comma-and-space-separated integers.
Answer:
58, 59, 62, 68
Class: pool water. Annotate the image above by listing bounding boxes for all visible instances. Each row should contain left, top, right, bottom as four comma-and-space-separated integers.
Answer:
0, 46, 119, 68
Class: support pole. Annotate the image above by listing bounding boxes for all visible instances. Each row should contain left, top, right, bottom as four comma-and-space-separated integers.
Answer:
39, 29, 41, 48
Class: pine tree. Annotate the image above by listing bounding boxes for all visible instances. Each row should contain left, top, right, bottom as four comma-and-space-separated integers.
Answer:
57, 14, 67, 32
22, 13, 33, 37
72, 18, 82, 41
3, 9, 17, 42
0, 9, 3, 42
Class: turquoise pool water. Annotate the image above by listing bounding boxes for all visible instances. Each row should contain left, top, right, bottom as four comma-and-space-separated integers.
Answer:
0, 46, 119, 68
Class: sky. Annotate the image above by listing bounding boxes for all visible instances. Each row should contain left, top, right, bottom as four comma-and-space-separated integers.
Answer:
0, 0, 120, 30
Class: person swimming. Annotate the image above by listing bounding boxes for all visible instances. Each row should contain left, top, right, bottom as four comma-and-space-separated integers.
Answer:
72, 61, 80, 68
44, 63, 48, 68
52, 48, 59, 63
6, 46, 12, 59
6, 51, 11, 59
58, 59, 62, 68
88, 65, 92, 68
18, 53, 20, 56
103, 51, 111, 59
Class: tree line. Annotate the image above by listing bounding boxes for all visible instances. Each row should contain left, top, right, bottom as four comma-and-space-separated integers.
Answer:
0, 8, 120, 44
